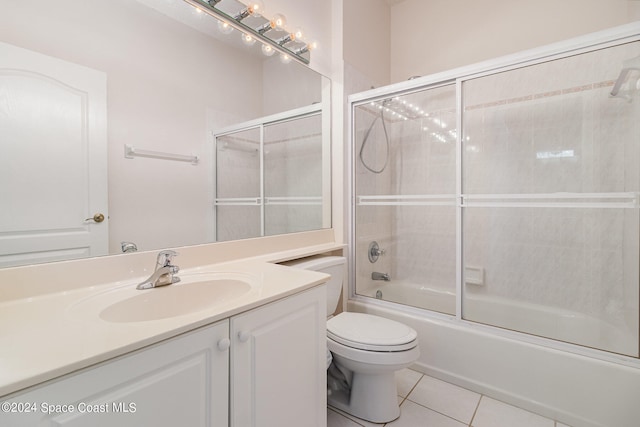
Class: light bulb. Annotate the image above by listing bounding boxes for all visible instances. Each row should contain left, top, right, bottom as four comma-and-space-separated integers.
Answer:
261, 44, 275, 57
280, 53, 292, 64
217, 20, 233, 35
293, 27, 304, 40
247, 0, 264, 17
270, 13, 287, 30
241, 33, 256, 46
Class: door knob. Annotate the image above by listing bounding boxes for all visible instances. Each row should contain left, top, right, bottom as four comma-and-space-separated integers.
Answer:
238, 331, 251, 343
85, 213, 105, 223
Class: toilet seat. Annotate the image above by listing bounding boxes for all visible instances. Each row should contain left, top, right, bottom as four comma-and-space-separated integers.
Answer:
327, 312, 417, 352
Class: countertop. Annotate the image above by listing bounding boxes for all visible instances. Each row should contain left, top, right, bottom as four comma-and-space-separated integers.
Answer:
0, 253, 336, 397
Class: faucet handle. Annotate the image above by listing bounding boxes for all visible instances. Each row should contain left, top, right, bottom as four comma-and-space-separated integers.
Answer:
157, 250, 179, 267
368, 241, 385, 263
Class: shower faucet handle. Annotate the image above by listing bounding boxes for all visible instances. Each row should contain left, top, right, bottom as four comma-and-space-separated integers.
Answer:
368, 241, 385, 263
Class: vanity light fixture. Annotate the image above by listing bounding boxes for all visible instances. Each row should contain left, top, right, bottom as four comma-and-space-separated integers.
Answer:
256, 21, 272, 35
185, 0, 313, 65
277, 33, 295, 46
233, 1, 263, 22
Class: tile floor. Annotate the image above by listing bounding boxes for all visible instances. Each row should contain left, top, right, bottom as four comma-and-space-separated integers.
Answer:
327, 369, 572, 427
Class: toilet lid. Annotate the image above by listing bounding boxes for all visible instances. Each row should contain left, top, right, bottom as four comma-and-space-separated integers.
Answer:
327, 312, 417, 352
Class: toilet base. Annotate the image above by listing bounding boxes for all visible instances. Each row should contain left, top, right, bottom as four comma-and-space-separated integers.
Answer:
328, 370, 400, 424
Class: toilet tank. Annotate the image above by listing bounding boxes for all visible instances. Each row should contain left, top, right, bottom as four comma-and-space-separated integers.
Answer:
282, 256, 346, 317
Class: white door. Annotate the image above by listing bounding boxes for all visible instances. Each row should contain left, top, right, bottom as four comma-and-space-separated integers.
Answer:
0, 41, 108, 267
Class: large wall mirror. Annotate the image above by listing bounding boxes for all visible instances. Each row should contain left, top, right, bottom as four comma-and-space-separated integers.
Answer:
0, 0, 331, 268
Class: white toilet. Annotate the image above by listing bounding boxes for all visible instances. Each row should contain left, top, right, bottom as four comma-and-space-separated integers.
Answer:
285, 255, 420, 423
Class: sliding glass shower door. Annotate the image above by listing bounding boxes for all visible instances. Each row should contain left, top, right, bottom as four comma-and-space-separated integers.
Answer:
461, 42, 640, 356
352, 38, 640, 357
354, 84, 458, 315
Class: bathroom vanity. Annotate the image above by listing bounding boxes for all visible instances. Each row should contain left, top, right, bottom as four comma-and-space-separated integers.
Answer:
0, 253, 332, 427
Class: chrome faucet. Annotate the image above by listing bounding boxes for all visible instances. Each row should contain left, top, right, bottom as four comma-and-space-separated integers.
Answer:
371, 272, 390, 281
136, 250, 181, 290
121, 241, 138, 253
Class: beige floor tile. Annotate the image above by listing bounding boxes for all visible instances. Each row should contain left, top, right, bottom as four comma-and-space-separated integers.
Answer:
471, 396, 554, 427
395, 368, 423, 398
328, 406, 382, 427
407, 375, 481, 424
387, 400, 468, 427
327, 408, 366, 427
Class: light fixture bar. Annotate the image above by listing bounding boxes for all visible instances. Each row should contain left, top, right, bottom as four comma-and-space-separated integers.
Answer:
256, 21, 272, 34
183, 0, 310, 65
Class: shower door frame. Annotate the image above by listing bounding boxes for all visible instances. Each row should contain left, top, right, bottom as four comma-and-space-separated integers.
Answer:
348, 21, 640, 366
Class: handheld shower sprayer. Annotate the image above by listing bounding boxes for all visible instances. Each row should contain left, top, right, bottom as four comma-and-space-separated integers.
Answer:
359, 98, 391, 174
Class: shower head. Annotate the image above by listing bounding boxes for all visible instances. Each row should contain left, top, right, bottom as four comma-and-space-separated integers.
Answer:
610, 54, 640, 101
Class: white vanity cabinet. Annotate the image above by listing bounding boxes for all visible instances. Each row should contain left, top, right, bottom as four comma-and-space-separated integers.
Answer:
231, 284, 327, 427
0, 319, 230, 427
1, 285, 326, 427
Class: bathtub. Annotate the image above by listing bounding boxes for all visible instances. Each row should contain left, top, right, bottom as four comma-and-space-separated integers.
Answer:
360, 280, 636, 357
352, 282, 640, 427
362, 279, 456, 315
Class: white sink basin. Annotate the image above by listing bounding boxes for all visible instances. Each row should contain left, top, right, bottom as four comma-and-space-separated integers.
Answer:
68, 272, 258, 323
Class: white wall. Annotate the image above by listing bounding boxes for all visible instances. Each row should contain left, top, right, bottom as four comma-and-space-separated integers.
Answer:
343, 0, 391, 88
389, 0, 636, 82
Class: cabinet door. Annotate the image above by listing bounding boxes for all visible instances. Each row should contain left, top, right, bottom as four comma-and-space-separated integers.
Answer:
0, 320, 229, 427
231, 286, 326, 427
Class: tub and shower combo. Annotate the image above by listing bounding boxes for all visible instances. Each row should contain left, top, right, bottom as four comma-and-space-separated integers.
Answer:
348, 23, 640, 427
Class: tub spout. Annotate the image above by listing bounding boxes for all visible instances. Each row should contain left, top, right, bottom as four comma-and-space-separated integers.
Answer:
372, 272, 390, 281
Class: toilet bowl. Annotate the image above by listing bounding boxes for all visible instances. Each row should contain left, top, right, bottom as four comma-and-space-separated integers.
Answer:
284, 256, 420, 423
